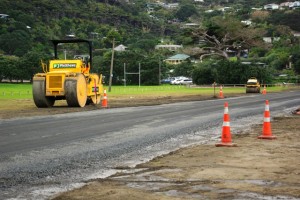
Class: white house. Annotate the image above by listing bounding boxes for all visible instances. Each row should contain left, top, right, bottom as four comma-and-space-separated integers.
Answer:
0, 14, 9, 19
180, 23, 200, 29
163, 3, 179, 9
290, 1, 300, 8
218, 7, 232, 12
293, 31, 300, 37
165, 54, 190, 65
241, 20, 252, 26
280, 2, 293, 8
114, 44, 127, 52
263, 37, 280, 43
264, 4, 279, 10
155, 44, 183, 51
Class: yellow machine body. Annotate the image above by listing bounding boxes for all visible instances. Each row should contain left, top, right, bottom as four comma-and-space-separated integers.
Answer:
32, 39, 104, 108
246, 77, 260, 93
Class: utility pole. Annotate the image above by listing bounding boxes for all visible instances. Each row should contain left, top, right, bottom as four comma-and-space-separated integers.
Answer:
124, 63, 126, 87
139, 63, 141, 87
108, 38, 115, 92
158, 59, 161, 85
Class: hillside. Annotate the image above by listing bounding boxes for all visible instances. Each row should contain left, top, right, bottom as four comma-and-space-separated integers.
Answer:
0, 0, 300, 84
1, 0, 299, 54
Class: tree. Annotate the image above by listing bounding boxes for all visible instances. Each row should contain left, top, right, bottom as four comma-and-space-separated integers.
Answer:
192, 62, 216, 84
191, 60, 273, 85
266, 48, 290, 70
20, 51, 50, 82
140, 54, 166, 85
213, 60, 272, 84
187, 16, 267, 61
0, 30, 32, 56
175, 4, 198, 21
0, 55, 20, 82
291, 45, 300, 74
172, 61, 194, 77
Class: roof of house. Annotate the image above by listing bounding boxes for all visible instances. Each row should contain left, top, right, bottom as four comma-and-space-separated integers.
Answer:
166, 54, 190, 60
114, 44, 127, 51
155, 44, 183, 49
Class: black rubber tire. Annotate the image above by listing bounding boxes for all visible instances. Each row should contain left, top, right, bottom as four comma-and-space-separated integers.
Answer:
32, 77, 55, 108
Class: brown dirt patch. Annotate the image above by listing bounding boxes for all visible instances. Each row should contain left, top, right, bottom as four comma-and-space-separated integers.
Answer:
0, 94, 225, 119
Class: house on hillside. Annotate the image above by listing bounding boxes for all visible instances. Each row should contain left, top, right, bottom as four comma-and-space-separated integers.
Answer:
290, 1, 300, 8
155, 44, 183, 52
0, 14, 9, 19
114, 44, 127, 52
263, 37, 280, 43
163, 3, 179, 9
264, 3, 279, 10
180, 23, 200, 29
165, 54, 190, 65
241, 20, 252, 26
218, 7, 232, 12
293, 31, 300, 37
280, 2, 293, 8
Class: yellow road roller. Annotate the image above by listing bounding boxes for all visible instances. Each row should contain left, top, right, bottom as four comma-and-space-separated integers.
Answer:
32, 39, 104, 107
246, 77, 260, 93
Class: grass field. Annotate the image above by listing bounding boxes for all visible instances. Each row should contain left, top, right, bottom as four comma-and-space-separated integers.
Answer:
0, 83, 298, 100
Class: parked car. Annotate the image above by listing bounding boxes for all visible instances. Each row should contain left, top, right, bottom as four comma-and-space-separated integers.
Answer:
161, 78, 172, 84
171, 79, 183, 85
179, 79, 193, 85
170, 76, 188, 85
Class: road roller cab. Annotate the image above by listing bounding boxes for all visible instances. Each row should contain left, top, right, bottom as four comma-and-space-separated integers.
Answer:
246, 77, 260, 93
33, 39, 104, 108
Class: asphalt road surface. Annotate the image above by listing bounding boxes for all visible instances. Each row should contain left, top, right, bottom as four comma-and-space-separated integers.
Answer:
0, 91, 299, 199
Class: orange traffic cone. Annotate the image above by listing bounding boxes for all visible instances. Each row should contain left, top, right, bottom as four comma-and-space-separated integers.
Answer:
258, 100, 276, 139
219, 85, 224, 99
101, 89, 108, 108
262, 85, 267, 95
216, 102, 237, 147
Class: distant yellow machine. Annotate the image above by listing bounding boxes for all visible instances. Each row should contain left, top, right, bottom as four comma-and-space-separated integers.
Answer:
246, 77, 260, 93
32, 39, 104, 107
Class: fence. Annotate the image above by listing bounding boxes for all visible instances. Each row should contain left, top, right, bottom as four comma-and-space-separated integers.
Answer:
1, 91, 32, 96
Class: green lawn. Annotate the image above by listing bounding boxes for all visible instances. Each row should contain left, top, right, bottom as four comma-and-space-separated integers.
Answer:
0, 83, 33, 99
0, 83, 297, 100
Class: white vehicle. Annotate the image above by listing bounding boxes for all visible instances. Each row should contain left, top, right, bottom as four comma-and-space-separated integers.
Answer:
179, 78, 193, 85
170, 76, 188, 85
171, 79, 183, 85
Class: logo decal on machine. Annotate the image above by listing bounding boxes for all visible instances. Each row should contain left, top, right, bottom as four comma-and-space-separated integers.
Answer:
92, 87, 99, 92
53, 63, 76, 68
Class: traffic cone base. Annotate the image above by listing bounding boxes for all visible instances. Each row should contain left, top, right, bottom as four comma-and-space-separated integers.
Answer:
258, 135, 277, 140
215, 142, 237, 147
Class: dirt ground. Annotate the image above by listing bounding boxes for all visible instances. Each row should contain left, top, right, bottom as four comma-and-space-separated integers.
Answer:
1, 94, 299, 199
0, 94, 217, 119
